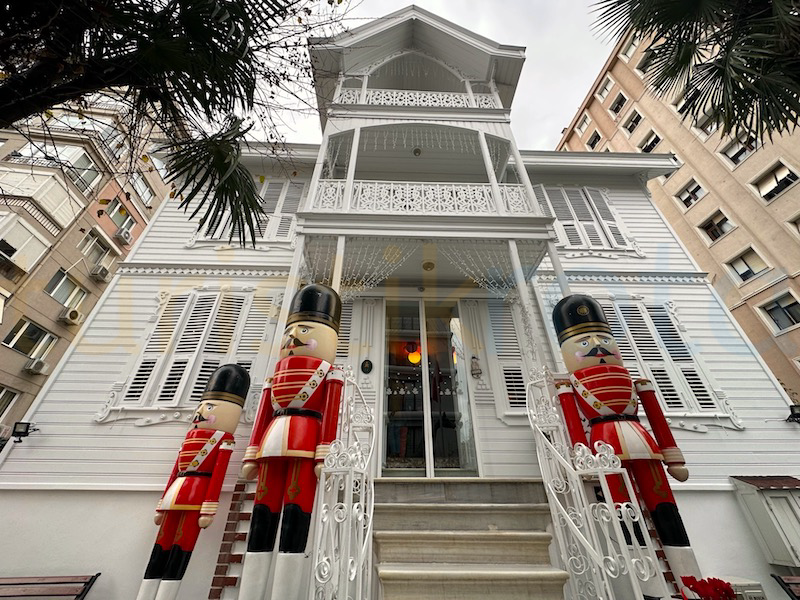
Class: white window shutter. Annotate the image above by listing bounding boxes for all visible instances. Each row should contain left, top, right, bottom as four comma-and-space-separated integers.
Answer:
585, 187, 628, 247
599, 302, 642, 378
206, 295, 245, 354
122, 359, 158, 404
189, 358, 222, 403
646, 304, 717, 410
262, 181, 284, 213
279, 182, 305, 214
564, 188, 607, 248
487, 299, 527, 410
237, 296, 273, 354
335, 301, 354, 367
545, 186, 583, 247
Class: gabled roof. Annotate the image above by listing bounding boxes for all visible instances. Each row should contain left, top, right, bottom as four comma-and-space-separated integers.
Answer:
309, 5, 526, 127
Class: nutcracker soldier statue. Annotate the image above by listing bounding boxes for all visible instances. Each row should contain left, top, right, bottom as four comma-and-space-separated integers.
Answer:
552, 295, 702, 599
135, 363, 250, 600
238, 283, 344, 600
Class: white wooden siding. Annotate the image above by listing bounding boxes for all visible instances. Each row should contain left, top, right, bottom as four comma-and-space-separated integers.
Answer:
0, 275, 285, 488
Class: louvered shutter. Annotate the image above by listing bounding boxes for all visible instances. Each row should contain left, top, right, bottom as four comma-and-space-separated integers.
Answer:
188, 295, 246, 403
585, 188, 628, 247
123, 294, 190, 404
234, 295, 274, 377
564, 188, 607, 248
646, 305, 717, 410
158, 294, 219, 405
335, 301, 354, 368
616, 303, 687, 411
487, 300, 527, 410
598, 303, 642, 378
279, 182, 304, 214
544, 187, 583, 247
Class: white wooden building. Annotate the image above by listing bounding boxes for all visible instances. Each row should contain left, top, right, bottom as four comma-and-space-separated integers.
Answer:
0, 7, 797, 600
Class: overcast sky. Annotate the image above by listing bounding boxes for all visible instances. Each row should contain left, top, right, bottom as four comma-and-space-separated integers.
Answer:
279, 0, 613, 150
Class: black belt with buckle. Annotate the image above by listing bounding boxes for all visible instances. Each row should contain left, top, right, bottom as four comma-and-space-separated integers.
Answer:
274, 408, 322, 419
589, 414, 640, 426
177, 471, 212, 477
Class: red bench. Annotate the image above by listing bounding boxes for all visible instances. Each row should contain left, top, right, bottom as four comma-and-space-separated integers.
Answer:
0, 574, 100, 599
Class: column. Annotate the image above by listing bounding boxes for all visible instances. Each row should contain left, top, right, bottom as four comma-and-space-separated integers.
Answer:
478, 130, 505, 215
509, 140, 539, 215
360, 75, 369, 104
546, 239, 571, 296
265, 234, 307, 371
342, 127, 361, 213
464, 80, 476, 108
509, 239, 548, 368
305, 132, 330, 212
330, 235, 346, 292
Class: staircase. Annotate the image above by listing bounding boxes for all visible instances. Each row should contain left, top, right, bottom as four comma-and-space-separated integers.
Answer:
372, 478, 569, 600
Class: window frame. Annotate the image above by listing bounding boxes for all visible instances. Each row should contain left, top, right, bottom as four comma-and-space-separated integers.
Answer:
20, 143, 101, 193
130, 172, 155, 207
751, 161, 800, 202
727, 247, 770, 284
45, 268, 87, 309
638, 130, 662, 153
575, 113, 591, 136
619, 36, 638, 61
0, 385, 20, 419
699, 210, 736, 244
759, 292, 800, 335
0, 211, 51, 272
106, 198, 136, 233
675, 178, 707, 210
623, 109, 642, 135
721, 134, 759, 167
635, 50, 655, 76
609, 92, 628, 117
596, 76, 614, 102
78, 229, 114, 268
2, 318, 58, 359
586, 130, 602, 151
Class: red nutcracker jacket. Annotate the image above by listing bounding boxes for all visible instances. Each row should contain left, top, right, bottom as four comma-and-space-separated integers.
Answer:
555, 364, 684, 465
245, 355, 344, 462
158, 428, 235, 514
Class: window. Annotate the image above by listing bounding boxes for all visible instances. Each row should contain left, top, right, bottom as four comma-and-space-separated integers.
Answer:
676, 179, 706, 208
487, 299, 528, 411
722, 135, 758, 165
48, 113, 124, 159
0, 168, 84, 227
620, 36, 638, 60
576, 114, 591, 136
130, 173, 154, 206
210, 180, 305, 242
700, 212, 734, 242
45, 269, 87, 309
754, 162, 799, 201
19, 144, 100, 192
729, 248, 768, 282
609, 93, 627, 116
107, 198, 136, 232
587, 131, 602, 150
78, 230, 112, 267
763, 294, 800, 332
695, 111, 719, 136
120, 291, 274, 408
3, 318, 58, 359
535, 185, 628, 249
623, 110, 642, 134
639, 131, 662, 153
0, 213, 50, 272
636, 51, 655, 75
599, 300, 719, 413
596, 77, 613, 101
0, 385, 20, 418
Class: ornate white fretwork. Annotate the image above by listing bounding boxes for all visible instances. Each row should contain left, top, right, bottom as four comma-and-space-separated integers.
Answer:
353, 181, 493, 214
314, 180, 345, 210
336, 88, 361, 104
527, 372, 669, 600
311, 368, 375, 600
499, 184, 535, 214
336, 88, 498, 109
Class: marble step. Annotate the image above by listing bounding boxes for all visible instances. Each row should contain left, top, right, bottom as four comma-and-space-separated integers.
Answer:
377, 563, 569, 600
374, 477, 547, 505
373, 530, 553, 565
373, 502, 551, 531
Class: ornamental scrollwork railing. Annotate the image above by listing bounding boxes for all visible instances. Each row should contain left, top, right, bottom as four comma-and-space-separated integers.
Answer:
352, 180, 495, 214
310, 368, 376, 600
335, 88, 498, 109
526, 372, 669, 600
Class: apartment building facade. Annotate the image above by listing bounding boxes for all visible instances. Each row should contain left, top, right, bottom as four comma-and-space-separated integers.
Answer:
0, 102, 169, 438
557, 32, 800, 403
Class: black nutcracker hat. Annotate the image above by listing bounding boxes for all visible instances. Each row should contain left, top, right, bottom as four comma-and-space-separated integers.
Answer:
200, 364, 250, 407
286, 283, 342, 334
552, 294, 612, 345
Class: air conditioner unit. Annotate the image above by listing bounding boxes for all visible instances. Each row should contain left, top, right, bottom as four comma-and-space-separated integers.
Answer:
114, 228, 133, 245
23, 358, 50, 375
90, 265, 110, 282
58, 307, 84, 325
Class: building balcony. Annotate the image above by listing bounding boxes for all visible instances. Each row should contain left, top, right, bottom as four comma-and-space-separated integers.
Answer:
336, 88, 499, 109
311, 180, 539, 217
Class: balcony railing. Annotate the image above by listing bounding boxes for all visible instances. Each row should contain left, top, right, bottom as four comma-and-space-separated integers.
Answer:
311, 180, 538, 216
336, 88, 498, 109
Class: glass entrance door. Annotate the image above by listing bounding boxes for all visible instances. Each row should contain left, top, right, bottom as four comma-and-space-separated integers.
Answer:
384, 300, 478, 477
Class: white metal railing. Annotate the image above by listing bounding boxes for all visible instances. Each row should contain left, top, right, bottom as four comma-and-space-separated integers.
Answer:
312, 180, 539, 216
336, 88, 498, 109
526, 372, 669, 600
310, 368, 376, 600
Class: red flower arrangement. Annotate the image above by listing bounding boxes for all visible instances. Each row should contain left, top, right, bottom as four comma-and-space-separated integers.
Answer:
681, 576, 736, 600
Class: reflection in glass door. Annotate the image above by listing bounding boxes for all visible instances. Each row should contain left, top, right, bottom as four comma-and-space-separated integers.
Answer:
384, 300, 478, 477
